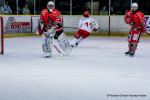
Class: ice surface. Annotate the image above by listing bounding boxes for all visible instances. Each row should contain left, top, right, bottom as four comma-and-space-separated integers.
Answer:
0, 36, 150, 100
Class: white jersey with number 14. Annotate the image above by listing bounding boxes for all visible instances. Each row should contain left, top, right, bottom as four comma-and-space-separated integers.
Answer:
78, 17, 99, 33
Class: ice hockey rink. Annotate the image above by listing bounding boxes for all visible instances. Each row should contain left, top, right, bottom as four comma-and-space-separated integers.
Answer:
0, 36, 150, 100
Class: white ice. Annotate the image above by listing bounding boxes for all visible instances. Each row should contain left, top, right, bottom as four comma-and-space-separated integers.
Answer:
0, 36, 150, 100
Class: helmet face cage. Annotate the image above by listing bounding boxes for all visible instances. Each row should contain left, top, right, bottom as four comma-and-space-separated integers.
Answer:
131, 7, 137, 11
131, 3, 138, 11
47, 4, 54, 9
47, 1, 55, 11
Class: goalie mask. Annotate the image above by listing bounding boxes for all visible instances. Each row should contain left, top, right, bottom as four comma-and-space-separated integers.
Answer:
131, 3, 138, 11
47, 1, 55, 12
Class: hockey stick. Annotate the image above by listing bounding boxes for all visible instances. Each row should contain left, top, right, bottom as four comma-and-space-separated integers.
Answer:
145, 32, 150, 35
64, 26, 102, 32
64, 27, 78, 29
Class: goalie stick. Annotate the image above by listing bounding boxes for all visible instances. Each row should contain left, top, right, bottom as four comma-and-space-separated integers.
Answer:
53, 44, 67, 55
64, 26, 101, 32
53, 45, 62, 54
52, 32, 71, 56
64, 27, 78, 29
52, 40, 69, 56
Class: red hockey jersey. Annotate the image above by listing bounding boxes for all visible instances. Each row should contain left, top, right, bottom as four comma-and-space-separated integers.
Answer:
38, 9, 63, 35
124, 10, 145, 32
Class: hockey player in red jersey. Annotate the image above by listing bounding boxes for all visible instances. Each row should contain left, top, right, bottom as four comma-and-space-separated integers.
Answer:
124, 3, 145, 57
70, 11, 99, 48
38, 1, 63, 36
38, 1, 67, 57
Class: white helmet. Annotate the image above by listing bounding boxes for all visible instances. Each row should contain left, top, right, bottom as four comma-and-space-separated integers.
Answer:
131, 3, 138, 11
47, 1, 55, 12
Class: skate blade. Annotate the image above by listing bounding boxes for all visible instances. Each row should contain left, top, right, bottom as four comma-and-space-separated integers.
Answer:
43, 55, 52, 58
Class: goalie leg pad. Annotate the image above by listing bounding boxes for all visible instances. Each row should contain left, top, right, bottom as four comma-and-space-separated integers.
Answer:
42, 34, 53, 57
53, 32, 71, 55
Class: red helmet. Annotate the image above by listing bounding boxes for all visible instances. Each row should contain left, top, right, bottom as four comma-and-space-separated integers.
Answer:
83, 11, 90, 17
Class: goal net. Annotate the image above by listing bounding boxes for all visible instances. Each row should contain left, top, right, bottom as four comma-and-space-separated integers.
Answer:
0, 17, 4, 54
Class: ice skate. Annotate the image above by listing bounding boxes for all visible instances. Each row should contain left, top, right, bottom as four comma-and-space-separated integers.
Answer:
43, 52, 52, 58
125, 50, 131, 55
129, 50, 135, 57
70, 42, 78, 49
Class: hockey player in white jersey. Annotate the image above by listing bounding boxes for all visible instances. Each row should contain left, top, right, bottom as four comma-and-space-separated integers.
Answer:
70, 11, 99, 48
